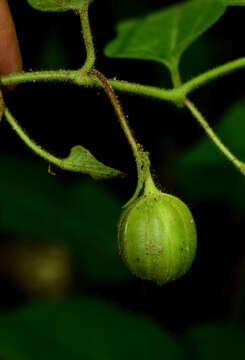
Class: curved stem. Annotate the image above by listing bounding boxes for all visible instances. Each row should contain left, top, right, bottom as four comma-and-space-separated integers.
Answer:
79, 0, 95, 72
88, 69, 139, 158
87, 69, 151, 207
4, 107, 62, 167
184, 98, 245, 175
182, 57, 245, 96
1, 56, 245, 105
0, 70, 77, 86
108, 78, 181, 103
4, 107, 125, 178
0, 70, 182, 103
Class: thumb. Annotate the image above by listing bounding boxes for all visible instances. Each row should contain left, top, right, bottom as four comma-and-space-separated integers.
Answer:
0, 0, 22, 75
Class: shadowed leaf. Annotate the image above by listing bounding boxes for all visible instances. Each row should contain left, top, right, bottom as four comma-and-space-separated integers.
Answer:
62, 145, 125, 180
105, 0, 225, 79
183, 322, 245, 360
0, 298, 185, 360
220, 0, 245, 5
26, 0, 93, 12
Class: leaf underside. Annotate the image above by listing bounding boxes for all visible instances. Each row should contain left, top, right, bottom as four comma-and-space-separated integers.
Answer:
221, 0, 245, 5
105, 0, 226, 75
62, 145, 125, 180
26, 0, 92, 12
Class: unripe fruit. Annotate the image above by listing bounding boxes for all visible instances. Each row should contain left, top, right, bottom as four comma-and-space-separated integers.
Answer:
118, 174, 197, 285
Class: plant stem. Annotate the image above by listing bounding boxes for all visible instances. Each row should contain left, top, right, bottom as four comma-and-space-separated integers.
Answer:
1, 56, 245, 104
0, 70, 77, 86
4, 108, 62, 167
4, 107, 125, 177
88, 69, 139, 158
171, 61, 182, 88
74, 74, 184, 104
0, 70, 182, 103
79, 0, 96, 72
88, 69, 151, 207
182, 57, 245, 96
184, 98, 245, 175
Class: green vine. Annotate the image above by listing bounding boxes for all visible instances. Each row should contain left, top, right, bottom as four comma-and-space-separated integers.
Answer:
2, 56, 245, 103
79, 0, 96, 71
0, 0, 245, 187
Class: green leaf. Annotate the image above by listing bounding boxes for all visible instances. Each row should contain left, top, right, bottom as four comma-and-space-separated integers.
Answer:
0, 298, 185, 360
26, 0, 92, 12
220, 0, 245, 5
62, 145, 125, 180
104, 0, 226, 78
183, 322, 245, 360
0, 154, 129, 283
171, 101, 245, 210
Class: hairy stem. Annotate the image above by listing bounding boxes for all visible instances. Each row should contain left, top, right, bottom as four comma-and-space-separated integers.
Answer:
76, 74, 183, 103
171, 61, 182, 88
4, 108, 62, 167
0, 70, 77, 86
1, 57, 245, 105
88, 70, 151, 207
184, 98, 245, 175
88, 69, 139, 158
182, 57, 245, 96
79, 0, 95, 71
0, 70, 182, 103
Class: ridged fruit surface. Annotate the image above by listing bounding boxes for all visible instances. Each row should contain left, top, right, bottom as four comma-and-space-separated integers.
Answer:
118, 186, 197, 285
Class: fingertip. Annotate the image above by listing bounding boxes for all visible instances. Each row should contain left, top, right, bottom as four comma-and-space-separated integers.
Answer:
0, 0, 22, 76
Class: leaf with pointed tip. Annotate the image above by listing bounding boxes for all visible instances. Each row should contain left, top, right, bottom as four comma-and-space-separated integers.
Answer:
26, 0, 92, 12
104, 0, 226, 77
61, 145, 125, 180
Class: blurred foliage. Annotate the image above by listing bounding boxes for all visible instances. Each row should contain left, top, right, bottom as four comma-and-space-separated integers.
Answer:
0, 298, 185, 360
37, 24, 69, 70
26, 0, 89, 12
0, 298, 245, 360
0, 154, 130, 284
0, 241, 75, 299
171, 101, 245, 211
183, 322, 245, 359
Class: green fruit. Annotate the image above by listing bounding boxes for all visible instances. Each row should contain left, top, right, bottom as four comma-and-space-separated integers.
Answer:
118, 174, 197, 285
